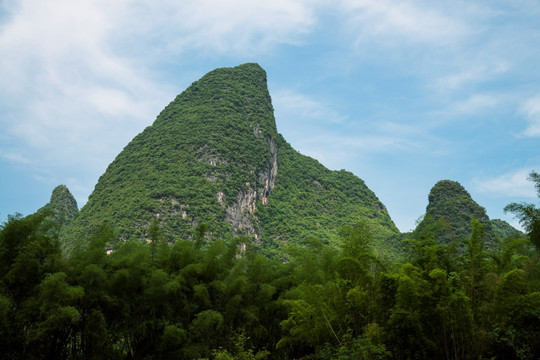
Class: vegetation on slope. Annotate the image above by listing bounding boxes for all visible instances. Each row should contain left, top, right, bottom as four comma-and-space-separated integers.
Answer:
257, 135, 398, 258
490, 218, 522, 239
62, 63, 281, 249
415, 180, 512, 246
61, 63, 398, 255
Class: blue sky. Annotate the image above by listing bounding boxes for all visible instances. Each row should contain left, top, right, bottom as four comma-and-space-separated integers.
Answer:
1, 0, 538, 232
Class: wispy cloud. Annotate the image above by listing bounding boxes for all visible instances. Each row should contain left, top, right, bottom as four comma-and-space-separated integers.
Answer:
120, 0, 316, 55
473, 168, 538, 198
0, 150, 33, 165
273, 89, 347, 125
452, 94, 498, 115
433, 63, 509, 92
0, 0, 318, 205
520, 94, 540, 137
272, 88, 444, 170
338, 0, 470, 46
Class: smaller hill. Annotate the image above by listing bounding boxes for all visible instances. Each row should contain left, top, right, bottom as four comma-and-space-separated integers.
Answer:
415, 180, 519, 245
38, 185, 79, 228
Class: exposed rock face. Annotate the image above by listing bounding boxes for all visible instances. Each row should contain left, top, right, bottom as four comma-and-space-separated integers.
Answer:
260, 137, 278, 205
225, 188, 259, 237
223, 136, 277, 239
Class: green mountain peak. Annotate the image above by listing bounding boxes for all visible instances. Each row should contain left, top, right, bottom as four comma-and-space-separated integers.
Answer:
417, 179, 519, 244
62, 64, 398, 255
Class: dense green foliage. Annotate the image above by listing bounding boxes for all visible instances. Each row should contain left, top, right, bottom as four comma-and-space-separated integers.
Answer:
257, 135, 398, 258
61, 63, 398, 255
1, 209, 538, 359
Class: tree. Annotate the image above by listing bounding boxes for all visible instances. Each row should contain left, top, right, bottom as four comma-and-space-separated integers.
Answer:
148, 219, 163, 265
505, 171, 540, 249
212, 332, 270, 360
27, 272, 84, 359
462, 219, 488, 309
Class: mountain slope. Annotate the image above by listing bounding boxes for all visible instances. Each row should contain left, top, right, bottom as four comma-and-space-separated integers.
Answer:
62, 63, 398, 254
257, 136, 398, 255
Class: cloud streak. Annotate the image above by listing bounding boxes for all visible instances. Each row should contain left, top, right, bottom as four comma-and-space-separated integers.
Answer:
520, 94, 540, 137
121, 0, 316, 55
272, 88, 446, 172
338, 0, 470, 47
0, 0, 318, 204
473, 169, 538, 198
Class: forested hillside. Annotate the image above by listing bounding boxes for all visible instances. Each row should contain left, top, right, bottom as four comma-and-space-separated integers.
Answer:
1, 199, 538, 359
61, 64, 398, 256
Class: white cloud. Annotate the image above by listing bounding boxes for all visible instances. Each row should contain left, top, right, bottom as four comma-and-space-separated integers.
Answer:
338, 0, 470, 47
434, 63, 509, 92
473, 169, 538, 198
118, 0, 315, 55
520, 94, 540, 137
0, 0, 169, 149
452, 94, 498, 114
0, 150, 33, 164
0, 0, 318, 206
273, 89, 347, 125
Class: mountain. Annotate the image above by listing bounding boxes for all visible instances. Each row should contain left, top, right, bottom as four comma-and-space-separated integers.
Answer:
61, 63, 398, 255
38, 185, 79, 228
415, 179, 519, 244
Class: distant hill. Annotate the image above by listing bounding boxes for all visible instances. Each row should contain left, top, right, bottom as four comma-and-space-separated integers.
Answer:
415, 179, 520, 245
61, 63, 399, 255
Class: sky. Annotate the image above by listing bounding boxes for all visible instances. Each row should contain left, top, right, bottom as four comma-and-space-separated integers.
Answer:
1, 0, 539, 232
